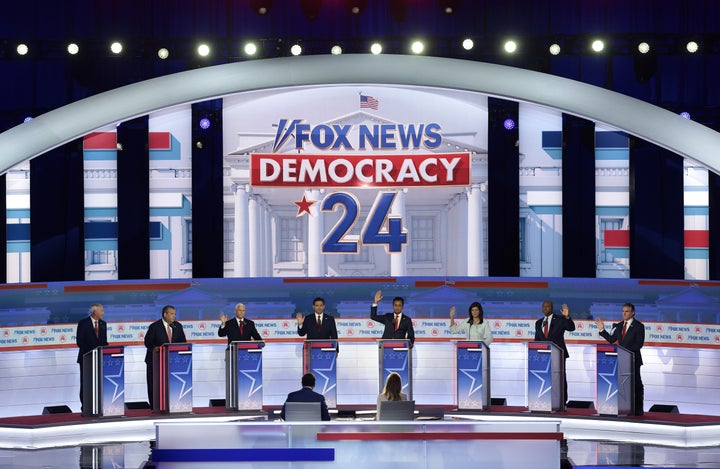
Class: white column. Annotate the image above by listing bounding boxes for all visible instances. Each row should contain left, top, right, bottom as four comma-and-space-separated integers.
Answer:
467, 183, 484, 276
248, 193, 259, 277
307, 189, 324, 277
390, 189, 408, 276
233, 184, 249, 277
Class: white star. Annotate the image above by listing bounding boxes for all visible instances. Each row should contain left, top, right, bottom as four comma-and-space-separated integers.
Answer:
312, 353, 337, 395
529, 356, 552, 398
239, 356, 263, 398
170, 359, 193, 400
103, 359, 125, 404
385, 355, 410, 392
598, 360, 619, 402
459, 355, 483, 397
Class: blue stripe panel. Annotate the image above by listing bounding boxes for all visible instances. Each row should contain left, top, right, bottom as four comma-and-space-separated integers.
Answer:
7, 224, 30, 241
150, 195, 192, 216
86, 222, 117, 239
85, 240, 118, 251
596, 131, 628, 148
7, 209, 30, 219
606, 248, 629, 258
83, 150, 117, 161
684, 206, 708, 216
685, 248, 709, 260
529, 205, 562, 215
150, 223, 171, 250
7, 241, 29, 253
149, 135, 182, 160
596, 206, 629, 216
85, 208, 118, 218
595, 149, 629, 160
151, 448, 335, 462
541, 131, 561, 148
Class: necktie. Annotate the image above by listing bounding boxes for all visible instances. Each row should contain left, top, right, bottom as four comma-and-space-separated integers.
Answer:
316, 315, 322, 331
621, 321, 627, 340
239, 320, 244, 336
94, 320, 99, 339
543, 319, 548, 338
167, 324, 172, 343
394, 314, 400, 332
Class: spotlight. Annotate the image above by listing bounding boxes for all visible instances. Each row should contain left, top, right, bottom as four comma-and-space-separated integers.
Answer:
345, 0, 367, 14
67, 43, 79, 55
16, 44, 29, 56
199, 118, 211, 129
440, 0, 461, 14
410, 40, 424, 54
290, 44, 302, 56
250, 0, 272, 15
110, 42, 123, 54
157, 48, 169, 59
462, 38, 474, 51
637, 42, 650, 54
680, 111, 691, 120
503, 40, 517, 54
370, 42, 382, 55
331, 45, 343, 55
244, 42, 258, 56
686, 41, 699, 53
197, 44, 211, 57
591, 39, 605, 52
503, 118, 516, 130
300, 0, 322, 21
549, 43, 561, 55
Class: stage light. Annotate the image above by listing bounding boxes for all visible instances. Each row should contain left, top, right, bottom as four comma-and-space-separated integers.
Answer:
680, 111, 691, 120
331, 45, 342, 55
410, 41, 424, 54
300, 0, 322, 21
440, 0, 461, 14
244, 42, 258, 56
549, 43, 561, 55
197, 44, 211, 57
23, 116, 33, 123
686, 41, 699, 53
67, 43, 79, 55
199, 118, 211, 129
504, 40, 517, 54
157, 48, 169, 59
370, 42, 382, 55
462, 38, 474, 51
503, 118, 516, 130
637, 42, 650, 54
345, 0, 366, 15
110, 42, 123, 54
16, 44, 29, 55
250, 0, 272, 15
290, 44, 302, 56
591, 39, 605, 52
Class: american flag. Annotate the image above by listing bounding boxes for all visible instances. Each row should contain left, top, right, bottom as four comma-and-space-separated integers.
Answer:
360, 94, 379, 110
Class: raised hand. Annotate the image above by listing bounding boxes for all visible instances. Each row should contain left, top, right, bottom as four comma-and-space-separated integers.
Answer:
561, 304, 570, 317
296, 312, 304, 325
219, 312, 228, 325
374, 290, 383, 304
449, 306, 456, 320
594, 318, 605, 330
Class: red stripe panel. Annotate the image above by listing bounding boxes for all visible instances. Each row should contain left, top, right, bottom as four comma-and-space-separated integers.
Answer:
64, 282, 191, 293
415, 280, 548, 289
0, 283, 47, 290
317, 432, 563, 441
685, 230, 709, 248
382, 341, 408, 348
149, 132, 171, 150
604, 230, 629, 248
83, 132, 117, 150
457, 342, 482, 348
528, 342, 550, 350
597, 345, 616, 352
283, 277, 396, 283
311, 342, 334, 348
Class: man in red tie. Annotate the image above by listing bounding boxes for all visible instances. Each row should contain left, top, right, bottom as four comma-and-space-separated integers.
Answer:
76, 303, 108, 412
596, 303, 645, 416
534, 300, 575, 406
296, 297, 338, 342
370, 290, 415, 347
218, 302, 263, 348
144, 305, 187, 404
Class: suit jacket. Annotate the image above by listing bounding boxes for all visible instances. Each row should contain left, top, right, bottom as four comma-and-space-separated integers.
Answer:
280, 386, 331, 421
76, 316, 108, 364
218, 317, 262, 345
599, 319, 645, 366
534, 313, 575, 358
370, 306, 415, 346
298, 313, 338, 341
144, 319, 187, 364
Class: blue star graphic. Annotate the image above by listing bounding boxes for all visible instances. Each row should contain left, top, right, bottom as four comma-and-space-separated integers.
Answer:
529, 356, 552, 398
313, 353, 337, 395
598, 360, 618, 402
459, 357, 483, 397
103, 360, 125, 404
239, 357, 263, 398
170, 359, 193, 400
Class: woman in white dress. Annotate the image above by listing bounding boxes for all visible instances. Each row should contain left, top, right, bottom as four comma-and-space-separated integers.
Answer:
449, 301, 493, 345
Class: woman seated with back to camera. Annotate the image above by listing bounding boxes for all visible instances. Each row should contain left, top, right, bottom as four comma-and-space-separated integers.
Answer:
376, 372, 406, 420
449, 301, 493, 345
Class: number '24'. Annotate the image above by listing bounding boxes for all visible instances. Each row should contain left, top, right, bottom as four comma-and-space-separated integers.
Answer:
321, 192, 408, 254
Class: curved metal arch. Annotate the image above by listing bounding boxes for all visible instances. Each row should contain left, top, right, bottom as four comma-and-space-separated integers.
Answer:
1, 54, 719, 174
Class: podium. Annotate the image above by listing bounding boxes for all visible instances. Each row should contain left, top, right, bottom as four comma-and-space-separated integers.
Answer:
302, 340, 338, 408
378, 340, 413, 400
527, 342, 564, 412
81, 346, 125, 418
153, 343, 193, 413
456, 341, 490, 410
226, 341, 264, 411
596, 344, 634, 415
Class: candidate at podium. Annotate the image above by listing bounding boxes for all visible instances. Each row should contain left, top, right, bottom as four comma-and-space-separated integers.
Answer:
449, 302, 493, 345
144, 305, 187, 403
370, 290, 415, 347
595, 303, 645, 416
534, 300, 575, 404
218, 302, 262, 347
280, 373, 331, 421
296, 297, 338, 341
76, 303, 108, 410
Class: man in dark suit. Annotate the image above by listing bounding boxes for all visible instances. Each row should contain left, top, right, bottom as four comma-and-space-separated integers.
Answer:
280, 373, 331, 421
296, 297, 338, 342
534, 300, 575, 405
218, 302, 262, 346
596, 303, 645, 416
76, 303, 108, 411
370, 290, 415, 347
144, 305, 187, 404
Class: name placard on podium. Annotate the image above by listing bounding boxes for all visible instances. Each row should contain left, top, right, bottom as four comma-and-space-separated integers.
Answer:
596, 344, 634, 416
82, 346, 125, 418
378, 340, 413, 400
302, 340, 337, 408
527, 342, 564, 412
153, 343, 193, 414
226, 341, 264, 411
456, 341, 490, 410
